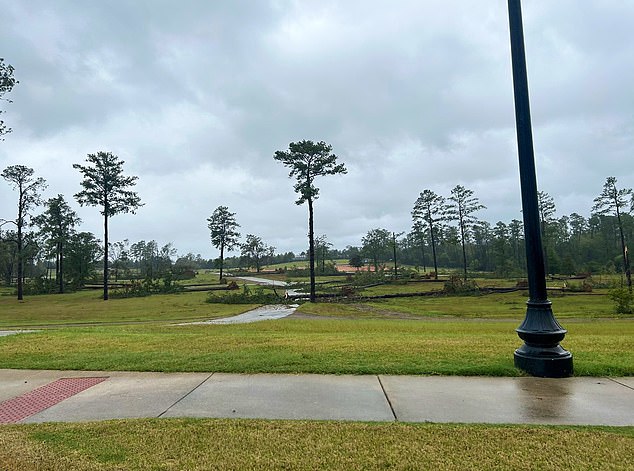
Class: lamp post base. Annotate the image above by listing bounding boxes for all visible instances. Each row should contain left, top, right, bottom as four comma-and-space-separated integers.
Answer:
514, 347, 573, 378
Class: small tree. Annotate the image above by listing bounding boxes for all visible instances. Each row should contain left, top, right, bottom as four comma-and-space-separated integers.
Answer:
73, 152, 142, 300
592, 176, 633, 290
446, 185, 486, 281
314, 234, 333, 274
240, 234, 274, 273
274, 140, 347, 302
1, 165, 47, 300
348, 253, 364, 271
207, 206, 240, 280
0, 58, 18, 139
33, 194, 81, 293
361, 228, 391, 272
65, 232, 102, 289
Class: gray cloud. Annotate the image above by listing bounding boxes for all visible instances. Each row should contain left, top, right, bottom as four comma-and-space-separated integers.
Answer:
1, 0, 633, 257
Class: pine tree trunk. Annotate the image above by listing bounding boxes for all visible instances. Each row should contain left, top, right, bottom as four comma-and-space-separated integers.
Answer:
616, 207, 632, 290
308, 196, 316, 303
219, 243, 224, 281
17, 220, 23, 301
59, 241, 64, 294
103, 212, 109, 301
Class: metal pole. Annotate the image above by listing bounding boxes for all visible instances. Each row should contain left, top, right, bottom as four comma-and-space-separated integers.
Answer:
507, 0, 573, 377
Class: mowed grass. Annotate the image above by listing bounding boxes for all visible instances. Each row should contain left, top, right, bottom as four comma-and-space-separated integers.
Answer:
0, 290, 257, 327
0, 318, 632, 375
0, 419, 632, 470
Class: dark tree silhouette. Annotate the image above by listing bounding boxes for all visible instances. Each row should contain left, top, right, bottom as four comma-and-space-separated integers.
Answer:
0, 58, 18, 139
274, 140, 346, 302
412, 189, 446, 279
73, 152, 142, 300
446, 185, 486, 281
33, 194, 81, 293
207, 206, 240, 280
1, 165, 47, 300
592, 176, 633, 290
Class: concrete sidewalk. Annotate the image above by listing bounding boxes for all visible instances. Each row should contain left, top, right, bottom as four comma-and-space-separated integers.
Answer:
1, 369, 633, 425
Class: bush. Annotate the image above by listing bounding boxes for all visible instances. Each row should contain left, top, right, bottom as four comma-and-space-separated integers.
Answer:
608, 287, 634, 314
443, 274, 480, 295
20, 276, 71, 295
206, 284, 287, 305
349, 271, 385, 287
110, 276, 184, 299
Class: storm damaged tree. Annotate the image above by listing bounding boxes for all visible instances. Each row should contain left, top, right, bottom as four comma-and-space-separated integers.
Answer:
592, 176, 633, 290
207, 206, 240, 280
0, 58, 18, 139
1, 165, 47, 300
74, 152, 142, 300
274, 140, 347, 302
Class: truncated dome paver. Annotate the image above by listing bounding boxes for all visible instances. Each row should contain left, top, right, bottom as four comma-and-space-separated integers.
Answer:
0, 377, 107, 423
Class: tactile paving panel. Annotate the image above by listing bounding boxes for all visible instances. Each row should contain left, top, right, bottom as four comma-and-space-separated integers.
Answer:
0, 377, 108, 423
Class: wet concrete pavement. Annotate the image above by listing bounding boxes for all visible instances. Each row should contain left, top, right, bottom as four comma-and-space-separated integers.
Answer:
1, 369, 633, 425
180, 304, 299, 325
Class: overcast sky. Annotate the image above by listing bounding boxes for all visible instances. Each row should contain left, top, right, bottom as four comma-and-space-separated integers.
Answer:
1, 0, 633, 258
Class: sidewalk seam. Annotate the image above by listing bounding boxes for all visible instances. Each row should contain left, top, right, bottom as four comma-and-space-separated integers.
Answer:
158, 373, 214, 418
377, 375, 397, 422
606, 377, 634, 391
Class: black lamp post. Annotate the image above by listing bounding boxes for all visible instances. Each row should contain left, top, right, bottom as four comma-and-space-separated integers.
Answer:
507, 0, 573, 377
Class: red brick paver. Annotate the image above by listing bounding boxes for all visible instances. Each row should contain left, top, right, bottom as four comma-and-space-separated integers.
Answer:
0, 377, 108, 423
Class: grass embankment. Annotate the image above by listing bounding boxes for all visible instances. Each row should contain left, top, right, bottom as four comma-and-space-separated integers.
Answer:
0, 318, 631, 375
300, 290, 617, 319
0, 419, 632, 470
0, 290, 257, 327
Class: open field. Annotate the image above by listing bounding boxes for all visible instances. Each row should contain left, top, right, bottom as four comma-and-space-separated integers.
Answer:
300, 290, 619, 319
0, 290, 256, 327
0, 419, 632, 470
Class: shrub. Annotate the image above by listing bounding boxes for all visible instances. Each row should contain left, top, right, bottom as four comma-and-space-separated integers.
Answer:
110, 276, 184, 299
206, 284, 287, 304
608, 287, 634, 315
443, 274, 480, 295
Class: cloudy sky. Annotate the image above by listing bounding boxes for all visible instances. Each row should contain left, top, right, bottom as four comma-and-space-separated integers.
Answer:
1, 0, 633, 258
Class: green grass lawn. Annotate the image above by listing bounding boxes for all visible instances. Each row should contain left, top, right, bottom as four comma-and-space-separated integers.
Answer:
0, 419, 632, 470
0, 290, 257, 327
0, 285, 631, 375
0, 318, 631, 375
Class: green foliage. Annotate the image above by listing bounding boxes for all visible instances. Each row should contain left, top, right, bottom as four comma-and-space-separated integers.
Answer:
443, 274, 480, 295
349, 270, 385, 287
73, 151, 143, 300
0, 58, 18, 138
19, 276, 73, 296
609, 287, 634, 314
110, 275, 184, 299
206, 283, 285, 305
1, 165, 47, 300
207, 205, 240, 280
